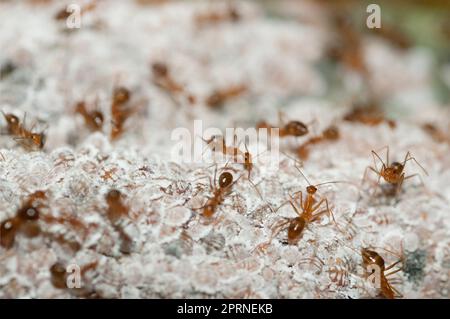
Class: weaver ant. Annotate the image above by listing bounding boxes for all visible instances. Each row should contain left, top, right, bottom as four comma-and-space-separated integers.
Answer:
110, 86, 142, 140
371, 24, 411, 50
257, 165, 341, 247
422, 123, 449, 144
1, 111, 46, 150
55, 1, 97, 21
195, 3, 240, 27
256, 111, 309, 138
1, 191, 47, 249
105, 189, 135, 253
151, 62, 195, 104
363, 146, 428, 196
1, 190, 87, 251
297, 125, 340, 160
200, 133, 244, 163
50, 260, 99, 297
75, 100, 104, 132
361, 247, 404, 299
344, 103, 396, 128
206, 84, 247, 108
194, 165, 242, 218
327, 14, 367, 76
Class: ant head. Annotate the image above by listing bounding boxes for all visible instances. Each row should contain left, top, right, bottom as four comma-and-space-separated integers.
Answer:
361, 248, 385, 268
4, 113, 19, 125
31, 190, 47, 200
306, 185, 317, 194
218, 171, 233, 188
92, 111, 104, 128
244, 151, 251, 162
152, 62, 168, 77
206, 91, 222, 107
113, 87, 130, 104
285, 121, 308, 136
1, 219, 17, 248
323, 125, 339, 140
106, 189, 122, 202
391, 162, 403, 172
18, 206, 40, 221
31, 133, 45, 149
1, 219, 16, 233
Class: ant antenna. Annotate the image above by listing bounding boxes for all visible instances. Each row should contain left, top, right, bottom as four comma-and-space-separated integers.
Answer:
404, 152, 428, 176
293, 165, 313, 186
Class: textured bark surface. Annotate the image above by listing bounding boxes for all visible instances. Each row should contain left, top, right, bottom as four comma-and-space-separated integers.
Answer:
0, 1, 449, 298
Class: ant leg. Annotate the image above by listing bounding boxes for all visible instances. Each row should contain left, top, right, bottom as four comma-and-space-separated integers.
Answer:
277, 110, 286, 127
403, 173, 428, 193
403, 153, 429, 175
248, 179, 275, 213
362, 165, 382, 185
290, 191, 303, 212
384, 267, 402, 277
253, 219, 290, 253
395, 174, 405, 195
387, 281, 403, 298
288, 199, 302, 216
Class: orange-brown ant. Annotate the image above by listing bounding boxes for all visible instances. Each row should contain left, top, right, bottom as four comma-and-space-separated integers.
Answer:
105, 189, 135, 253
151, 62, 196, 104
110, 86, 142, 140
1, 111, 46, 150
0, 190, 47, 249
55, 1, 97, 21
363, 146, 428, 195
206, 84, 247, 108
257, 164, 342, 247
75, 100, 104, 132
195, 4, 240, 27
422, 123, 449, 144
361, 248, 404, 299
327, 13, 367, 76
201, 134, 243, 161
194, 165, 241, 218
50, 260, 99, 297
371, 24, 411, 50
1, 190, 88, 251
344, 103, 396, 128
256, 111, 309, 138
152, 62, 183, 94
297, 125, 340, 160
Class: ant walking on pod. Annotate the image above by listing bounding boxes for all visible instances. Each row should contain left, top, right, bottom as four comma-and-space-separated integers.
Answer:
362, 146, 428, 197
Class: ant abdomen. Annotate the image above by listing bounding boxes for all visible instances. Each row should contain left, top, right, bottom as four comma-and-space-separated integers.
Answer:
219, 172, 233, 188
50, 262, 68, 289
203, 203, 216, 218
0, 219, 18, 249
287, 217, 305, 243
